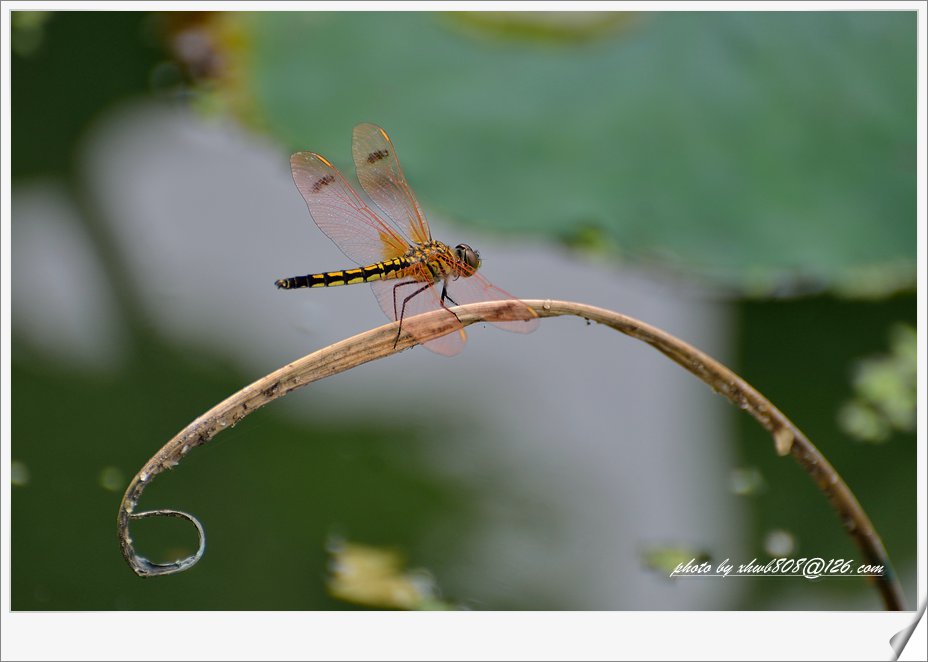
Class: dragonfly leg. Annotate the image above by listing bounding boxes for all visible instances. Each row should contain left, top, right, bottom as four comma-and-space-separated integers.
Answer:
440, 282, 460, 307
440, 283, 464, 325
394, 281, 432, 348
390, 280, 427, 320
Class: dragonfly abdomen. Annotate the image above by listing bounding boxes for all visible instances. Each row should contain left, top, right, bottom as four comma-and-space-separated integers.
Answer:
275, 257, 412, 290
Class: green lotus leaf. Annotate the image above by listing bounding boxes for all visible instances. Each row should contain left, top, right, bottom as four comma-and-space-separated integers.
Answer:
202, 11, 915, 296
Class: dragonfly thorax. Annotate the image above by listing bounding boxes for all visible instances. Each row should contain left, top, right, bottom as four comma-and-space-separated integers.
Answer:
407, 240, 480, 282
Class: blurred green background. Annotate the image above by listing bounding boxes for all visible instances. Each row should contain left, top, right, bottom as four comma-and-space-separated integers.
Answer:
10, 11, 917, 610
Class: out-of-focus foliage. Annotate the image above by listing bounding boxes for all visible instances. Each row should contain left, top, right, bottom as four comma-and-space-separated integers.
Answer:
172, 11, 916, 297
728, 466, 766, 497
735, 295, 916, 608
327, 539, 454, 610
762, 529, 796, 557
11, 11, 53, 57
11, 11, 167, 178
11, 460, 31, 487
837, 323, 917, 443
12, 349, 469, 610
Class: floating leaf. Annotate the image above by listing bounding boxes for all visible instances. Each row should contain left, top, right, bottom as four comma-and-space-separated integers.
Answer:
179, 12, 915, 296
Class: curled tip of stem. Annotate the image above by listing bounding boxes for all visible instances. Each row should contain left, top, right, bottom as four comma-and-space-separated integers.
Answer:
121, 509, 206, 578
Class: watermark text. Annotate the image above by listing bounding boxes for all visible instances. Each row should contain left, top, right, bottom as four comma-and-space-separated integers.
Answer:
669, 557, 884, 580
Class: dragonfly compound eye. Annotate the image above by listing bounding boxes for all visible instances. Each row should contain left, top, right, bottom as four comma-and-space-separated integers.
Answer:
455, 244, 481, 272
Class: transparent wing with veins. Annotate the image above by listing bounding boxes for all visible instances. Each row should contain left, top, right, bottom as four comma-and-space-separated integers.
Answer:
352, 123, 432, 245
290, 151, 410, 265
443, 270, 540, 335
290, 148, 462, 352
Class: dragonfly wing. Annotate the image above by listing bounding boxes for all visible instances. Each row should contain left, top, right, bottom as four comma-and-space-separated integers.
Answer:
352, 123, 432, 246
290, 151, 410, 265
444, 271, 539, 334
369, 270, 466, 356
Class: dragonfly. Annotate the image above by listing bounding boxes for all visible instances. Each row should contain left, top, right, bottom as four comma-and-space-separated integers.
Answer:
275, 123, 538, 356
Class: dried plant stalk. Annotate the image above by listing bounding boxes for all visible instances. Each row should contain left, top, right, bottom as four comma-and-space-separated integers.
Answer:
117, 299, 905, 611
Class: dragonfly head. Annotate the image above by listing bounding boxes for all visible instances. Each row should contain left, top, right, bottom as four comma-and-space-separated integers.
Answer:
454, 243, 481, 276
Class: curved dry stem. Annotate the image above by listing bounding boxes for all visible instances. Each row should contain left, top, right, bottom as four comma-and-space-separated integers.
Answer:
117, 299, 905, 610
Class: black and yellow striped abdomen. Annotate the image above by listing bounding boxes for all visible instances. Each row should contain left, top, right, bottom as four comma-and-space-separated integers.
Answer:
275, 256, 414, 290
275, 240, 463, 291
